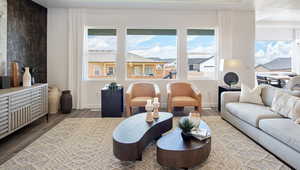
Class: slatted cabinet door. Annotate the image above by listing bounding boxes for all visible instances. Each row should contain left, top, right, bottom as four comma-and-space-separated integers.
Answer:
10, 89, 32, 131
31, 87, 43, 120
0, 96, 9, 138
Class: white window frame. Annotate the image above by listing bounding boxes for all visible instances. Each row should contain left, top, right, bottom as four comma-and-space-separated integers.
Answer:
84, 26, 119, 81
125, 27, 179, 81
186, 27, 219, 80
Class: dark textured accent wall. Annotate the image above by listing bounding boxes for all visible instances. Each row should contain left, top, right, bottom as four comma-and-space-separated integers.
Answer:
7, 0, 47, 83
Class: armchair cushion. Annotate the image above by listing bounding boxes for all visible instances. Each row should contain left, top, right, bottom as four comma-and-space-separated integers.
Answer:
172, 96, 199, 107
131, 97, 153, 107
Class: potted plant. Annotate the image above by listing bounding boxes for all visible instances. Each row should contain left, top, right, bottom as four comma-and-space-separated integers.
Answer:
178, 117, 195, 141
108, 82, 118, 92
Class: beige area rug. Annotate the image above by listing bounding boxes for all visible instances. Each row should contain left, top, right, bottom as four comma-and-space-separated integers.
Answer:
0, 116, 291, 170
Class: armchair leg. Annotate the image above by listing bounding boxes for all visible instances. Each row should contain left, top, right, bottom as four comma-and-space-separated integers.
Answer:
195, 106, 201, 113
168, 105, 172, 113
126, 106, 131, 117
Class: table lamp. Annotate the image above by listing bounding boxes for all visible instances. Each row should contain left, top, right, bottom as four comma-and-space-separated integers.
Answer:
220, 59, 241, 87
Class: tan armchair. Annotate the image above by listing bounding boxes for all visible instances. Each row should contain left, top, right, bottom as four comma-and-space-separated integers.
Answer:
167, 82, 202, 113
126, 82, 160, 117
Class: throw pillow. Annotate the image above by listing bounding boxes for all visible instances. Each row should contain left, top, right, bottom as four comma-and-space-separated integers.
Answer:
239, 84, 264, 105
271, 90, 300, 121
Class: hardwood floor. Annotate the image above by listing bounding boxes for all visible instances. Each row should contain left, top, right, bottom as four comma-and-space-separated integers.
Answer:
0, 108, 218, 165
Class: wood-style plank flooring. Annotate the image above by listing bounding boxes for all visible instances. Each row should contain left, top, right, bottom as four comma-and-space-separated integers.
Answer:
0, 108, 218, 165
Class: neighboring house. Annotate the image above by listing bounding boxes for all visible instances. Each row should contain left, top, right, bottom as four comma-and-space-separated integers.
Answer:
88, 50, 167, 79
255, 58, 291, 72
188, 56, 215, 72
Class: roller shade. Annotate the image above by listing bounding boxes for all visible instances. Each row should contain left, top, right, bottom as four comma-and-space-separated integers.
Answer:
127, 29, 177, 35
88, 29, 116, 36
187, 29, 215, 36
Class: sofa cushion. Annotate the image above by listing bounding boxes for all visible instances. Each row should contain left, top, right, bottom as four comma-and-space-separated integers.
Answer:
172, 96, 198, 106
259, 118, 300, 153
226, 103, 282, 127
131, 97, 153, 106
261, 85, 276, 107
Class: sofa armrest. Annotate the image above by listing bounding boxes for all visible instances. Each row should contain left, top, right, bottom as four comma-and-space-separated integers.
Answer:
221, 92, 240, 114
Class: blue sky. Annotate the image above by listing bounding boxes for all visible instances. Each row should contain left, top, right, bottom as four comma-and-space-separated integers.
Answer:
88, 34, 216, 59
255, 40, 292, 65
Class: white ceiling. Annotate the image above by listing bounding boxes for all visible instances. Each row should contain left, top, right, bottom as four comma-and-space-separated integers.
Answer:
32, 0, 253, 10
33, 0, 300, 22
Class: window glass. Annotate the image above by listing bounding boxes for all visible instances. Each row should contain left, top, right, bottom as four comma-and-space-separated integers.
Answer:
187, 29, 216, 80
255, 41, 292, 73
126, 29, 177, 79
87, 29, 117, 79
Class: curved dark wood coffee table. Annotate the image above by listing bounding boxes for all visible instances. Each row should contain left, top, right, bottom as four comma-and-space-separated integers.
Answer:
156, 120, 211, 169
113, 112, 173, 161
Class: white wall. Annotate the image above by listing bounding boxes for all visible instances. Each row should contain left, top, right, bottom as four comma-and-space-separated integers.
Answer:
47, 8, 255, 109
47, 8, 69, 89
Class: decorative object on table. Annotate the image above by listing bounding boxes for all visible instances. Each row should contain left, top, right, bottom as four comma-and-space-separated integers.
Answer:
153, 97, 160, 119
60, 90, 73, 114
21, 66, 37, 85
126, 82, 160, 116
108, 82, 118, 92
0, 76, 11, 89
101, 84, 123, 117
48, 87, 61, 114
22, 67, 31, 87
178, 117, 194, 141
189, 111, 201, 130
220, 59, 242, 87
145, 99, 154, 123
218, 85, 241, 111
11, 62, 20, 87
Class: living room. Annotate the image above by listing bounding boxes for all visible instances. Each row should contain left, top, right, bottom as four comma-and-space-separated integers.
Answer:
0, 0, 300, 169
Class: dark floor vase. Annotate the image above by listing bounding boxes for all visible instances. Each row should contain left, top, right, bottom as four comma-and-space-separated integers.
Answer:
61, 90, 72, 114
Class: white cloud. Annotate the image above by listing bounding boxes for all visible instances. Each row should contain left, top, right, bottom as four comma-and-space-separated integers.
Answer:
189, 45, 216, 55
255, 41, 292, 65
130, 45, 177, 59
127, 35, 155, 48
88, 36, 117, 50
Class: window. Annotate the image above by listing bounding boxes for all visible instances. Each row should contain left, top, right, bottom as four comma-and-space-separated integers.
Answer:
187, 29, 216, 80
87, 29, 117, 79
94, 66, 101, 76
255, 41, 293, 73
126, 29, 177, 79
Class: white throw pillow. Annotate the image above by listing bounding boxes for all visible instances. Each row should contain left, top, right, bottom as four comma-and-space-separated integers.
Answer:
239, 84, 264, 105
271, 90, 300, 121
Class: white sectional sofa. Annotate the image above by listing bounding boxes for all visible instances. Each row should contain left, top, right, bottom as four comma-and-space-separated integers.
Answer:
221, 86, 300, 169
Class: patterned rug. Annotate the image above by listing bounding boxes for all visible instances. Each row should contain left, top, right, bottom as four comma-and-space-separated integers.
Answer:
0, 116, 291, 170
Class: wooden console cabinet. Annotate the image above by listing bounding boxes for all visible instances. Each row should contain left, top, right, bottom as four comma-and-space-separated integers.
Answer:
0, 84, 48, 140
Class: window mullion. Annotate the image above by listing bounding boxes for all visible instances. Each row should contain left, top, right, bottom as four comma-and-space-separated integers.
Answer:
178, 27, 188, 81
116, 28, 126, 82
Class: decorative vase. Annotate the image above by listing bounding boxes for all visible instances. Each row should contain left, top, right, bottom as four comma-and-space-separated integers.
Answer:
22, 67, 31, 87
181, 131, 193, 141
145, 99, 154, 123
60, 90, 73, 114
11, 62, 20, 87
153, 97, 160, 119
48, 87, 61, 114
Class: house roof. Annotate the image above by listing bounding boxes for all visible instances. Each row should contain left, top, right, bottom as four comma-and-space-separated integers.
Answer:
88, 50, 166, 63
188, 56, 214, 65
256, 58, 291, 71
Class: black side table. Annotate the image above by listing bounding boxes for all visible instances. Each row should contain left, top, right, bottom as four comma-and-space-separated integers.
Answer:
218, 86, 241, 112
101, 85, 124, 117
